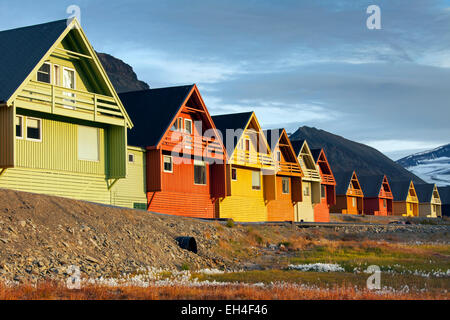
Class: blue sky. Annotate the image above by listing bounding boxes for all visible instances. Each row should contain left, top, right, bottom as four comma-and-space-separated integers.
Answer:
1, 0, 450, 159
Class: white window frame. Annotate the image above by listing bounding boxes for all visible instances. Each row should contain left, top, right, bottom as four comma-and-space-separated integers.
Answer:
163, 155, 173, 173
15, 115, 24, 139
62, 66, 76, 110
53, 64, 61, 86
251, 170, 261, 190
193, 160, 207, 185
184, 118, 193, 135
37, 62, 52, 84
128, 153, 135, 163
25, 117, 42, 142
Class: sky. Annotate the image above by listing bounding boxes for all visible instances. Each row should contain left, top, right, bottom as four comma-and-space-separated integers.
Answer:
1, 0, 449, 160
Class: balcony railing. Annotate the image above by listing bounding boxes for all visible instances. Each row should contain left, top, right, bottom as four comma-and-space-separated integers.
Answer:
348, 188, 363, 197
320, 174, 335, 184
302, 168, 321, 181
408, 195, 418, 202
379, 190, 393, 198
232, 150, 274, 167
275, 161, 302, 176
162, 131, 224, 157
16, 80, 125, 125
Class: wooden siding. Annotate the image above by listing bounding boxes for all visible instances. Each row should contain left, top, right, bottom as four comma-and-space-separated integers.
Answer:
267, 176, 294, 221
294, 181, 315, 222
15, 113, 106, 175
418, 203, 442, 218
314, 184, 334, 222
110, 147, 147, 209
107, 125, 127, 178
148, 191, 215, 218
0, 106, 15, 168
218, 166, 267, 222
364, 198, 392, 216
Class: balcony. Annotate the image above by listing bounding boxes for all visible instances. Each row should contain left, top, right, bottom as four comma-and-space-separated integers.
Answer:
231, 150, 274, 168
275, 161, 302, 176
161, 131, 224, 158
408, 195, 418, 203
15, 80, 125, 126
348, 188, 363, 197
302, 168, 321, 181
320, 174, 335, 184
379, 190, 393, 198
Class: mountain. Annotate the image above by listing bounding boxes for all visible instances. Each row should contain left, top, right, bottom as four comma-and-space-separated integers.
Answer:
289, 126, 424, 183
396, 144, 450, 186
96, 52, 150, 93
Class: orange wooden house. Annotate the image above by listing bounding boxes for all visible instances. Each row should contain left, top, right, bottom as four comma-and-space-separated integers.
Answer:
358, 175, 393, 216
119, 84, 227, 218
331, 171, 364, 214
264, 129, 303, 221
311, 149, 336, 222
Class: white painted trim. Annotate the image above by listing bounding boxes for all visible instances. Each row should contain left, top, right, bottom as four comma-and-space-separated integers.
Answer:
15, 115, 24, 139
163, 155, 173, 173
25, 117, 42, 142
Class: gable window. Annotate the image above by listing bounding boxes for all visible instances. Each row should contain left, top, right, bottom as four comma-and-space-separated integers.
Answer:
128, 153, 135, 163
37, 62, 51, 83
78, 126, 99, 161
53, 65, 61, 86
26, 118, 42, 141
321, 185, 326, 198
277, 151, 281, 162
251, 170, 261, 190
63, 67, 76, 109
245, 139, 250, 152
282, 177, 290, 194
184, 119, 193, 135
15, 116, 23, 138
163, 155, 173, 173
194, 160, 206, 185
231, 168, 237, 181
303, 185, 310, 196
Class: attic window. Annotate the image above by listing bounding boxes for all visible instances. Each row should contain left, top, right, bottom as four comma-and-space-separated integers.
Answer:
184, 119, 193, 135
37, 63, 51, 83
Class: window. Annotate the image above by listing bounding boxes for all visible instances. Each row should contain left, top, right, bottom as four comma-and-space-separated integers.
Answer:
383, 199, 387, 208
184, 119, 193, 135
409, 203, 413, 211
128, 153, 135, 163
282, 177, 289, 194
276, 151, 281, 162
194, 160, 206, 185
15, 116, 23, 138
53, 65, 61, 86
252, 171, 261, 190
352, 197, 357, 207
321, 185, 326, 198
163, 155, 173, 173
303, 185, 310, 196
231, 168, 237, 181
63, 67, 76, 109
77, 126, 99, 161
26, 118, 41, 141
171, 117, 183, 131
37, 62, 51, 83
245, 139, 250, 152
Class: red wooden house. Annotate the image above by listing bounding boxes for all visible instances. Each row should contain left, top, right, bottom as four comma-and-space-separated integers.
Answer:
358, 175, 393, 216
119, 84, 226, 218
311, 149, 336, 222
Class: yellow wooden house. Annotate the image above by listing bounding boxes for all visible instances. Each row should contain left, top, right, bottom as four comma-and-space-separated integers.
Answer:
415, 184, 442, 218
390, 181, 419, 217
0, 19, 146, 208
291, 140, 321, 222
211, 112, 274, 222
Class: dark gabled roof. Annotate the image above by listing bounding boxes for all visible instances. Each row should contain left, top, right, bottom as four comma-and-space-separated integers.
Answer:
390, 181, 412, 201
334, 171, 354, 195
0, 19, 68, 103
211, 112, 253, 157
118, 85, 194, 148
263, 128, 283, 151
414, 184, 436, 203
310, 148, 322, 162
290, 139, 306, 156
358, 175, 385, 198
438, 186, 450, 204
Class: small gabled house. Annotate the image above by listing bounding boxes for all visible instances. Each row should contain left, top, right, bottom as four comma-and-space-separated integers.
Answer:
358, 175, 393, 216
119, 84, 227, 218
212, 112, 274, 222
291, 140, 321, 222
0, 19, 139, 206
311, 148, 336, 222
264, 129, 303, 222
415, 184, 442, 218
331, 171, 364, 214
390, 181, 419, 217
438, 186, 450, 217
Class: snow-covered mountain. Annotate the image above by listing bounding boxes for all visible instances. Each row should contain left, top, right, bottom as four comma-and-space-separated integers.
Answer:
396, 144, 450, 186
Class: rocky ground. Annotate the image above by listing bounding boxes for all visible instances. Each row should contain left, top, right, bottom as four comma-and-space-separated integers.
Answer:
0, 188, 449, 283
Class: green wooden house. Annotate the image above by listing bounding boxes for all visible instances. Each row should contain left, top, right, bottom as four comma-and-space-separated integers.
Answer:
0, 18, 146, 208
